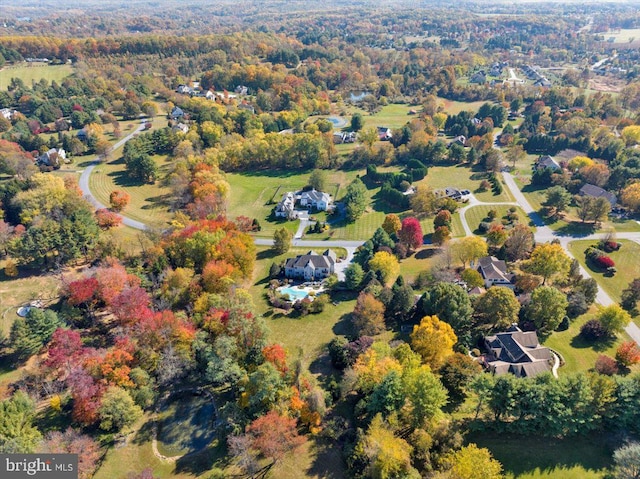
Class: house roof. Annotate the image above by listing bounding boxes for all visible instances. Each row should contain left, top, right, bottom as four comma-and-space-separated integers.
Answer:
301, 189, 330, 203
485, 326, 552, 378
579, 183, 617, 206
285, 250, 336, 270
476, 256, 514, 283
536, 155, 560, 170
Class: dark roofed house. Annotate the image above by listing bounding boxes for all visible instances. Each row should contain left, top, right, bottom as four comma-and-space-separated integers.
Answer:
170, 106, 185, 120
284, 250, 336, 281
535, 155, 560, 171
579, 183, 617, 206
484, 325, 553, 378
475, 256, 515, 289
377, 127, 392, 141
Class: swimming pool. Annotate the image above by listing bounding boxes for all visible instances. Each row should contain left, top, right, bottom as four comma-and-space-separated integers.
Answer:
278, 286, 311, 302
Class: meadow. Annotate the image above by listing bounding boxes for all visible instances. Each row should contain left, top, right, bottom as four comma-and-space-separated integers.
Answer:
0, 63, 74, 90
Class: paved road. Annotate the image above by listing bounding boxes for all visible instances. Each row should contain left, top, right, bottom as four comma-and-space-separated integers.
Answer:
78, 121, 148, 230
502, 171, 640, 345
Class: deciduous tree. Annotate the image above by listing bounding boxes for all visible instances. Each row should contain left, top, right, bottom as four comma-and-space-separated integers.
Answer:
382, 214, 402, 235
272, 227, 292, 254
109, 190, 130, 212
597, 304, 631, 335
526, 286, 568, 336
368, 251, 399, 285
344, 178, 368, 222
411, 315, 457, 369
445, 444, 504, 479
523, 243, 571, 284
245, 410, 305, 465
451, 236, 488, 268
98, 387, 143, 432
474, 287, 520, 330
397, 217, 423, 251
352, 292, 386, 336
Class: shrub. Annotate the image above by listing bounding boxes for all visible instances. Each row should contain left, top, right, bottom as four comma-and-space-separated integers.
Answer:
616, 341, 640, 367
487, 209, 498, 220
595, 355, 619, 376
580, 319, 608, 341
595, 256, 615, 269
478, 179, 490, 192
478, 221, 492, 233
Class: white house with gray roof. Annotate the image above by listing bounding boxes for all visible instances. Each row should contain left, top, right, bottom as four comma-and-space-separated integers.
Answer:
284, 250, 336, 281
484, 325, 553, 378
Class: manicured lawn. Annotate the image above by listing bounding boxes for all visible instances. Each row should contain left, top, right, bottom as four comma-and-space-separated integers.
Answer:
464, 205, 531, 234
568, 239, 640, 304
466, 431, 614, 479
89, 154, 174, 229
0, 64, 74, 90
227, 169, 361, 238
415, 165, 514, 203
361, 103, 417, 129
269, 438, 346, 479
542, 308, 629, 374
398, 247, 442, 287
438, 98, 487, 115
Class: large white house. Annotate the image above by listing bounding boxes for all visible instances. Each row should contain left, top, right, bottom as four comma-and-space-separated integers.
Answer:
299, 189, 331, 211
274, 189, 333, 220
284, 250, 336, 281
274, 192, 297, 219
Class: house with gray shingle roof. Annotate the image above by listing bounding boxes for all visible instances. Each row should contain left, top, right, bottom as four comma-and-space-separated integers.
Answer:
484, 325, 553, 378
299, 189, 332, 211
579, 183, 617, 206
535, 155, 560, 171
476, 256, 515, 289
284, 250, 336, 281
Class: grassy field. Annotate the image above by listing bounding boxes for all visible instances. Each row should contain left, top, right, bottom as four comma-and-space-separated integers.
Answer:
438, 98, 487, 115
397, 246, 442, 287
466, 431, 613, 479
415, 165, 514, 203
603, 28, 640, 43
464, 205, 531, 233
568, 239, 640, 304
361, 103, 418, 129
0, 64, 74, 90
89, 154, 174, 230
543, 308, 629, 374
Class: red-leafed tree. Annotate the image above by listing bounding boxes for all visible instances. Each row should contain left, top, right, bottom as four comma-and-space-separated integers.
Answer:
67, 367, 104, 426
397, 217, 423, 251
262, 344, 288, 375
616, 341, 640, 367
95, 208, 123, 229
110, 287, 153, 326
67, 277, 99, 307
45, 328, 87, 376
246, 410, 305, 464
109, 190, 130, 212
94, 259, 141, 305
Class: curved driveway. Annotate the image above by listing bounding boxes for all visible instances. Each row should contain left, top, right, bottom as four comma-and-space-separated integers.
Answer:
78, 121, 148, 230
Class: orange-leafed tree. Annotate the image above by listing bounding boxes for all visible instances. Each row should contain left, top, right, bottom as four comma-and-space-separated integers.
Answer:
109, 190, 130, 212
245, 410, 306, 465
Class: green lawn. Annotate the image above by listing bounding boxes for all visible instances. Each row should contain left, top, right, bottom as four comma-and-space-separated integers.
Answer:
227, 169, 361, 238
0, 64, 74, 90
542, 309, 630, 374
397, 247, 442, 287
464, 205, 531, 234
466, 431, 613, 479
415, 165, 514, 203
438, 98, 487, 115
361, 103, 417, 129
568, 239, 640, 304
89, 154, 174, 229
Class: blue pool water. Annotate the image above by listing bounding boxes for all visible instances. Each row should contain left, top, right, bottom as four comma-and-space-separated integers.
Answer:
328, 117, 341, 126
278, 286, 311, 301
